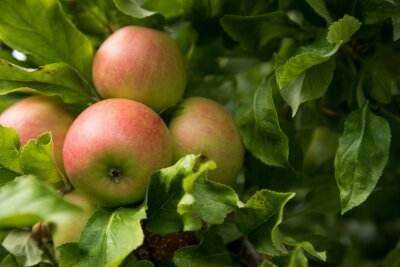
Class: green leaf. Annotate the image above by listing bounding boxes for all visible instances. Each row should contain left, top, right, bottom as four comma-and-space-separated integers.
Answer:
0, 0, 93, 80
146, 155, 197, 234
141, 0, 184, 19
20, 132, 62, 185
275, 42, 340, 90
112, 0, 165, 29
133, 260, 155, 267
0, 126, 22, 179
302, 127, 339, 171
236, 75, 290, 168
236, 189, 295, 256
0, 254, 20, 267
57, 243, 79, 267
261, 246, 308, 267
113, 0, 157, 18
334, 103, 391, 214
274, 15, 360, 116
2, 230, 49, 266
284, 237, 327, 261
305, 0, 333, 24
385, 247, 400, 267
0, 60, 96, 106
173, 232, 232, 267
393, 12, 400, 41
210, 220, 243, 244
279, 57, 336, 116
361, 0, 398, 24
364, 59, 397, 104
177, 159, 239, 231
69, 207, 146, 267
220, 11, 302, 51
327, 14, 362, 43
0, 176, 80, 227
302, 185, 341, 215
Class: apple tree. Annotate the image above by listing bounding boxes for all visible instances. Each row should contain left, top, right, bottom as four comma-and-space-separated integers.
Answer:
0, 0, 399, 266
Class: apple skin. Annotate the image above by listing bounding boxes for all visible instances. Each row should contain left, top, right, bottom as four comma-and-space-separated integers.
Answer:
63, 98, 173, 207
168, 97, 245, 186
0, 96, 75, 172
92, 26, 187, 111
52, 191, 97, 247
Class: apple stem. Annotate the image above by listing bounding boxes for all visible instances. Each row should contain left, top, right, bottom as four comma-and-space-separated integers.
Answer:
108, 167, 123, 183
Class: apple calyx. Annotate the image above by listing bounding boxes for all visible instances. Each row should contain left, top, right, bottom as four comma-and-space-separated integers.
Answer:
108, 167, 123, 183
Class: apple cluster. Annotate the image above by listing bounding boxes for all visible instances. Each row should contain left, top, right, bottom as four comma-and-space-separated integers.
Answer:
0, 26, 244, 250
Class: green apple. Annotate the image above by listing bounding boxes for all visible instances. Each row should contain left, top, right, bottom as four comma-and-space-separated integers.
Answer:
168, 97, 245, 186
0, 95, 74, 172
92, 26, 187, 111
52, 191, 96, 247
63, 98, 172, 207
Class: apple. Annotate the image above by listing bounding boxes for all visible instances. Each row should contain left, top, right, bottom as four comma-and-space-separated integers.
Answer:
63, 98, 172, 207
52, 191, 97, 247
168, 97, 245, 186
0, 95, 75, 172
92, 26, 187, 111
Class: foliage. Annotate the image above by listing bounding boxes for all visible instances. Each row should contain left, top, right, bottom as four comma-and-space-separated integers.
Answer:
1, 0, 399, 266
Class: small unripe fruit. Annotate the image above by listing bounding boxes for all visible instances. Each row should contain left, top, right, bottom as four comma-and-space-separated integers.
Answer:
0, 96, 74, 172
169, 97, 244, 186
63, 99, 173, 207
92, 26, 187, 111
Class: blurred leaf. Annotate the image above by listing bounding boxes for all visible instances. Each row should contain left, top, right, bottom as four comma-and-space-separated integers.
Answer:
0, 176, 80, 227
0, 94, 26, 113
57, 243, 79, 267
0, 50, 32, 68
302, 185, 341, 215
0, 60, 96, 106
178, 159, 239, 231
393, 13, 400, 41
133, 260, 155, 267
236, 75, 290, 168
327, 14, 362, 43
386, 247, 400, 267
220, 11, 302, 51
334, 103, 391, 214
69, 207, 146, 267
364, 58, 398, 104
142, 0, 184, 19
0, 126, 22, 179
2, 230, 49, 266
113, 0, 157, 18
236, 189, 295, 256
113, 0, 165, 29
0, 0, 93, 81
306, 0, 333, 24
303, 127, 339, 171
0, 254, 20, 266
20, 132, 62, 185
173, 232, 232, 267
61, 0, 116, 47
360, 0, 398, 24
210, 220, 243, 244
